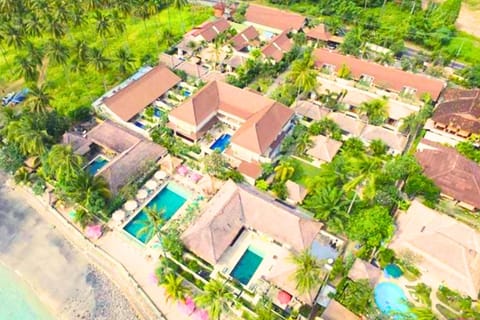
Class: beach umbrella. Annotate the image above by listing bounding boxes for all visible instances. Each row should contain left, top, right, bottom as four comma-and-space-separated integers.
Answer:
148, 272, 158, 285
177, 297, 195, 315
277, 290, 292, 305
191, 308, 209, 320
145, 179, 158, 190
112, 209, 126, 223
124, 200, 138, 211
85, 224, 103, 240
154, 170, 167, 180
136, 189, 148, 200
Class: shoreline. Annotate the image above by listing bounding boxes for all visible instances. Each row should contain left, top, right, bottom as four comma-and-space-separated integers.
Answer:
0, 173, 142, 320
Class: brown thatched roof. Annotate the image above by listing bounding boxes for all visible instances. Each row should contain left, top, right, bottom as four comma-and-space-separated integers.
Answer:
347, 259, 382, 287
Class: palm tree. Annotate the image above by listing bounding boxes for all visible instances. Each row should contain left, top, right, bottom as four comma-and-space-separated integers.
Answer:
46, 15, 65, 39
304, 185, 347, 221
5, 118, 49, 156
343, 154, 383, 192
15, 55, 39, 82
161, 273, 189, 302
25, 12, 43, 37
274, 160, 295, 182
71, 6, 86, 30
88, 47, 110, 89
288, 51, 318, 97
290, 249, 323, 295
14, 167, 30, 185
136, 206, 165, 243
27, 83, 51, 113
195, 279, 235, 320
407, 306, 437, 320
94, 11, 111, 47
110, 10, 126, 35
2, 23, 25, 49
375, 51, 395, 66
69, 173, 111, 217
24, 41, 44, 68
295, 132, 313, 155
46, 40, 69, 66
115, 47, 135, 77
358, 98, 388, 126
44, 144, 84, 183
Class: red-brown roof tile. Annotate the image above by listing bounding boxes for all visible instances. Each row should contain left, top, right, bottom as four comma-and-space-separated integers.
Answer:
305, 24, 331, 41
230, 26, 259, 51
245, 4, 305, 31
313, 48, 445, 100
432, 88, 480, 134
415, 139, 480, 209
262, 31, 293, 62
103, 66, 180, 121
191, 18, 230, 42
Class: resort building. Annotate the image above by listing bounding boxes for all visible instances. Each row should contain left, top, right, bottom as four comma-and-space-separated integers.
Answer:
177, 18, 231, 54
294, 100, 331, 124
359, 125, 408, 155
313, 48, 445, 101
307, 135, 342, 164
261, 31, 294, 63
415, 139, 480, 210
181, 180, 331, 305
321, 300, 360, 320
244, 4, 306, 36
389, 200, 480, 298
94, 65, 181, 133
63, 120, 167, 194
347, 259, 382, 288
285, 180, 308, 205
424, 88, 480, 144
305, 24, 332, 43
168, 80, 295, 180
327, 112, 366, 138
230, 25, 260, 54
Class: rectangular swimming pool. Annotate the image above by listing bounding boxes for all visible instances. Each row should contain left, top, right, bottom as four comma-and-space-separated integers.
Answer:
210, 134, 231, 152
85, 156, 109, 176
123, 183, 189, 243
230, 246, 264, 285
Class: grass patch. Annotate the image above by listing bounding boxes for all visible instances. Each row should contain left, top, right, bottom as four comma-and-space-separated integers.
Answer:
289, 157, 322, 187
0, 5, 213, 117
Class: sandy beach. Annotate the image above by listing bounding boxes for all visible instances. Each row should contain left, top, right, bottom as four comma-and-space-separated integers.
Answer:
0, 172, 139, 320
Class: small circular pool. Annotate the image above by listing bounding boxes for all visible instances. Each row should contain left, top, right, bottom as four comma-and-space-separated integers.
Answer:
374, 282, 409, 317
384, 264, 403, 278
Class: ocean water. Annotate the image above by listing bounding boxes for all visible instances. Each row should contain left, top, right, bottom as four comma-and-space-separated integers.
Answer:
0, 264, 54, 320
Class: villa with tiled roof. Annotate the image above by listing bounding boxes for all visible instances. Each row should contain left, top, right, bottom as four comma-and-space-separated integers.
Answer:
245, 4, 305, 34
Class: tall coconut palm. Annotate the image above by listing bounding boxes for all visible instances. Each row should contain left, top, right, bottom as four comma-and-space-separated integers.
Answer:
136, 206, 165, 243
88, 47, 110, 89
5, 118, 49, 156
15, 55, 39, 82
27, 83, 52, 113
44, 144, 84, 183
69, 173, 111, 216
274, 160, 295, 182
71, 6, 86, 30
115, 47, 135, 77
46, 15, 65, 39
343, 154, 383, 192
304, 185, 348, 221
24, 41, 44, 68
195, 279, 235, 320
290, 249, 323, 295
46, 39, 69, 66
94, 11, 111, 47
295, 132, 313, 155
161, 273, 189, 302
25, 12, 44, 37
358, 98, 388, 125
288, 50, 318, 97
3, 23, 25, 48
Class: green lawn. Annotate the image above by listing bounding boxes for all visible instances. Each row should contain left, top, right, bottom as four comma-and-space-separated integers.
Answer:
289, 157, 323, 187
0, 5, 213, 118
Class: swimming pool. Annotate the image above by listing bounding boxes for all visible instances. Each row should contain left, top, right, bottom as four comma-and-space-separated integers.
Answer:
123, 184, 189, 243
374, 282, 410, 317
86, 156, 109, 176
230, 246, 264, 285
210, 134, 231, 152
384, 264, 403, 278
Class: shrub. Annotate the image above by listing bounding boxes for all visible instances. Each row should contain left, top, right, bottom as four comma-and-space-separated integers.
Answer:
377, 248, 395, 268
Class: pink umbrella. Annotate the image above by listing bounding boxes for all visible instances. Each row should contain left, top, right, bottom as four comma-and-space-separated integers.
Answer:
85, 224, 102, 239
190, 172, 202, 183
177, 165, 189, 176
277, 290, 292, 305
148, 272, 158, 285
191, 308, 209, 320
177, 297, 195, 315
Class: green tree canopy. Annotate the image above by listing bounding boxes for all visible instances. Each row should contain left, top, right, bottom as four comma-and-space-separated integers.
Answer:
347, 206, 394, 247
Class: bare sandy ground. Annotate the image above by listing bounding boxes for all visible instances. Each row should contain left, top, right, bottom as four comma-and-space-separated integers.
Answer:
0, 172, 138, 320
457, 3, 480, 38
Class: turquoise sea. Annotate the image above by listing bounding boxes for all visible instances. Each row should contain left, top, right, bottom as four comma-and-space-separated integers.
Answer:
0, 264, 54, 320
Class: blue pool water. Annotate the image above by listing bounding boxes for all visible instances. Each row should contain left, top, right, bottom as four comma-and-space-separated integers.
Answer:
210, 134, 231, 152
123, 184, 188, 243
86, 156, 109, 176
154, 108, 163, 117
385, 264, 403, 278
230, 247, 264, 285
183, 90, 191, 97
374, 282, 410, 317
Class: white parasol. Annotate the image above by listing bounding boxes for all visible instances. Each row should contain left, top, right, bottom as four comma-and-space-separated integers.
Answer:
124, 200, 138, 211
112, 209, 126, 222
136, 189, 148, 200
145, 179, 158, 190
154, 170, 167, 180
